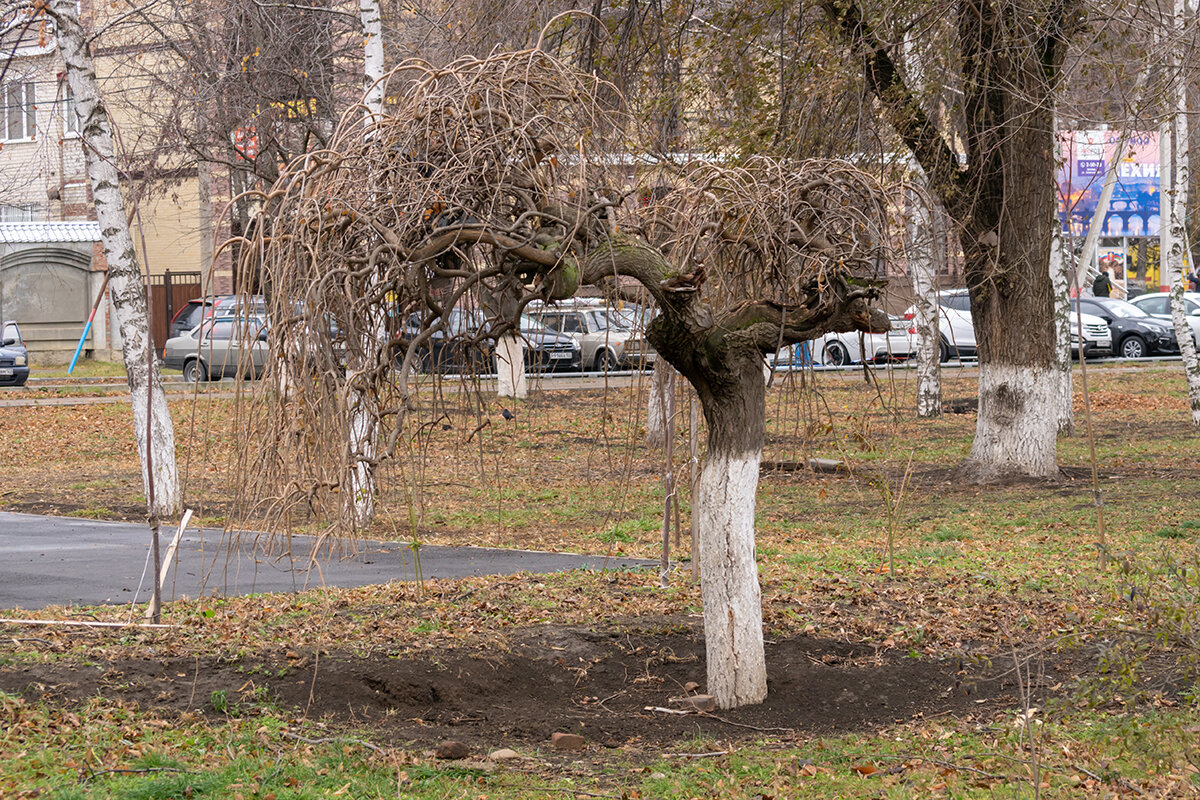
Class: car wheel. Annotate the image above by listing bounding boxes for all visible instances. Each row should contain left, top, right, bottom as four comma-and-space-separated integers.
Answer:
939, 337, 951, 363
1120, 335, 1147, 359
594, 349, 619, 371
823, 340, 849, 366
182, 359, 208, 383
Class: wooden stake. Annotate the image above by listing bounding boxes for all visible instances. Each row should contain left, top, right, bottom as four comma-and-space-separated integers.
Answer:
144, 509, 193, 619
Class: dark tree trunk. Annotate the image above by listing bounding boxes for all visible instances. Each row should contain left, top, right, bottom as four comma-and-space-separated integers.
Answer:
829, 0, 1069, 481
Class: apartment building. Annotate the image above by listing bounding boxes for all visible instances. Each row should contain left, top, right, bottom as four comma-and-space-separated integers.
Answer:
0, 3, 224, 362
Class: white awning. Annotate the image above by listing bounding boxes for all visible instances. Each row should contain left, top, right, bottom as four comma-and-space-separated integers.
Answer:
0, 221, 103, 244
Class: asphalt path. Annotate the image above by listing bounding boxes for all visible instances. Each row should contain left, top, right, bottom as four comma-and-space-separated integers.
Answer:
0, 512, 656, 611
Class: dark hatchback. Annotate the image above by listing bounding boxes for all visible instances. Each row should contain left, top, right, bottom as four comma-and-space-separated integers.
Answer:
1070, 297, 1179, 359
0, 321, 30, 387
404, 310, 581, 374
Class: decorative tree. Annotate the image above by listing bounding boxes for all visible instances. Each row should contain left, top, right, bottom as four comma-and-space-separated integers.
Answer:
237, 49, 893, 708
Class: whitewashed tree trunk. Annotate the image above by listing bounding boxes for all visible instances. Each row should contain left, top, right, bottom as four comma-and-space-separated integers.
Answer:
345, 0, 388, 525
906, 169, 941, 418
495, 334, 528, 399
1164, 0, 1200, 425
646, 359, 671, 449
696, 449, 766, 708
52, 0, 180, 517
962, 364, 1060, 481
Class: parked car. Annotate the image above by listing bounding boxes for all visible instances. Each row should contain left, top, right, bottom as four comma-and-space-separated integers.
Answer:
0, 321, 30, 387
528, 299, 640, 370
1128, 291, 1200, 347
814, 316, 914, 366
162, 314, 269, 382
168, 297, 217, 342
167, 294, 266, 342
1071, 311, 1114, 358
1070, 296, 1179, 358
901, 288, 976, 362
405, 309, 581, 374
518, 314, 582, 372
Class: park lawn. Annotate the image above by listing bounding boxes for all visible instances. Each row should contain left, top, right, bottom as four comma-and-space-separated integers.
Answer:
1, 361, 1199, 797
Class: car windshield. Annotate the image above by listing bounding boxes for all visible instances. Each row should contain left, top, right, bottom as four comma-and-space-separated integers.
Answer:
589, 310, 629, 331
1101, 299, 1148, 318
520, 314, 550, 333
612, 306, 654, 331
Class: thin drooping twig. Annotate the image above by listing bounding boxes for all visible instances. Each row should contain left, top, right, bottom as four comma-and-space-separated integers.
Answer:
282, 731, 385, 755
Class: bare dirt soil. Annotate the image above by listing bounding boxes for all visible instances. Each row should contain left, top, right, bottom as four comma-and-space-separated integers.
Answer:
0, 621, 1081, 752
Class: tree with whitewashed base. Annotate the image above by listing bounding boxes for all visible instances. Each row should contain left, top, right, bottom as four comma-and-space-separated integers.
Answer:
235, 50, 894, 708
46, 0, 181, 517
828, 0, 1077, 482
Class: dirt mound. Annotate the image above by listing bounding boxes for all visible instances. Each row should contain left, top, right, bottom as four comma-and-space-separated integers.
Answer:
0, 624, 1077, 750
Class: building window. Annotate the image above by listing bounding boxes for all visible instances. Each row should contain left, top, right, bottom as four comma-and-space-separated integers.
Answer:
64, 86, 80, 135
3, 81, 36, 141
0, 203, 41, 222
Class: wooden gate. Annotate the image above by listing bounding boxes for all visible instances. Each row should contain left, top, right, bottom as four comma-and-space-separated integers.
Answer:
148, 270, 203, 352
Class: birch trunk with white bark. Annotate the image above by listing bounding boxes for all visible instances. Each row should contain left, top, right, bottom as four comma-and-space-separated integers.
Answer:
1164, 0, 1200, 426
906, 171, 941, 418
361, 0, 385, 123
345, 0, 388, 526
1050, 208, 1073, 435
495, 334, 528, 399
52, 0, 180, 516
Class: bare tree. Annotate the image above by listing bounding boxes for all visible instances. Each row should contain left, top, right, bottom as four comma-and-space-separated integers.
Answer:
827, 0, 1076, 481
236, 50, 893, 708
1163, 0, 1200, 425
45, 0, 181, 516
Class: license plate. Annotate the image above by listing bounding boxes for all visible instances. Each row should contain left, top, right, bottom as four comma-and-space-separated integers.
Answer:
0, 368, 11, 376
550, 351, 573, 359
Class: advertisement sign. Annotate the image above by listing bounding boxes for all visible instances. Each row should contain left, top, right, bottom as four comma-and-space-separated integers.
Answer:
232, 127, 259, 161
1058, 130, 1160, 239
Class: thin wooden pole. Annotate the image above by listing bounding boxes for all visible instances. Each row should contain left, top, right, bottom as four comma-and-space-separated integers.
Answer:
144, 268, 162, 623
660, 370, 677, 587
689, 394, 699, 581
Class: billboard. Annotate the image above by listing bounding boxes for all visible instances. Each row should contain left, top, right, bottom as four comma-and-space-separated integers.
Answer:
1058, 130, 1161, 239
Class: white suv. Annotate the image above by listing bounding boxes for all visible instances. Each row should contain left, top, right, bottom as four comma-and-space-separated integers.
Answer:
904, 288, 1111, 360
1128, 291, 1200, 347
902, 288, 976, 362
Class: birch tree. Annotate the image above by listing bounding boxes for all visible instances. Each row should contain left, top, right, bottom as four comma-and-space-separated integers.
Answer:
1162, 0, 1200, 425
906, 168, 941, 418
237, 51, 894, 708
47, 0, 181, 516
343, 0, 389, 526
1050, 204, 1073, 434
